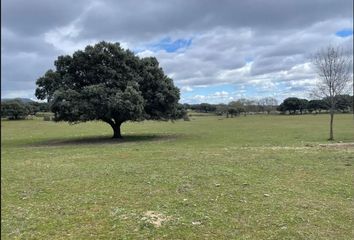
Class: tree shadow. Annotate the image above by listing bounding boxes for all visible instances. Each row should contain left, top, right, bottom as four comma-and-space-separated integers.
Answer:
29, 134, 179, 147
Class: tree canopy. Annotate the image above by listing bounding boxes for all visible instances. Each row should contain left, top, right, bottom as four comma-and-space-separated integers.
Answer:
35, 41, 182, 138
277, 97, 302, 114
1, 99, 29, 120
307, 99, 327, 113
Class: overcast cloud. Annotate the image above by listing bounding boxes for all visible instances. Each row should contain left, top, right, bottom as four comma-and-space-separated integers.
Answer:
2, 0, 353, 103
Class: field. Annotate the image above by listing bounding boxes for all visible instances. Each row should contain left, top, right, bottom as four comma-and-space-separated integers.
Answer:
1, 114, 354, 239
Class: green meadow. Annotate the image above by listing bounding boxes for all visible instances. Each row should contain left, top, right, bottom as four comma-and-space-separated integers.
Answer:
1, 114, 354, 239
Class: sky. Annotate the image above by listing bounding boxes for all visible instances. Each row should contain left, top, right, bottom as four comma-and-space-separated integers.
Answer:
2, 0, 353, 104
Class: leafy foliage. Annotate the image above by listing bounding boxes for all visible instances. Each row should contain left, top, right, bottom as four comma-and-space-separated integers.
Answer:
35, 42, 181, 138
1, 100, 29, 120
333, 95, 353, 112
307, 99, 328, 113
277, 97, 301, 114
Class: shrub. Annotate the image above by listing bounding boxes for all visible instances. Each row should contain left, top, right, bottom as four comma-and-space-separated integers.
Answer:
43, 115, 53, 121
1, 100, 29, 120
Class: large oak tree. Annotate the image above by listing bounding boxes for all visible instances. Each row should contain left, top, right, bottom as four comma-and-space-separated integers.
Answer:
35, 42, 182, 138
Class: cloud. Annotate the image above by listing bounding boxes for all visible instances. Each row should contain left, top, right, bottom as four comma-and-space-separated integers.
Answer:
181, 86, 194, 92
44, 24, 99, 53
185, 90, 244, 104
3, 0, 88, 36
2, 0, 353, 103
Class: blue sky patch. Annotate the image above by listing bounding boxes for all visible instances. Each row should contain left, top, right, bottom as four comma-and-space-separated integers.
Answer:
150, 37, 192, 52
335, 28, 353, 37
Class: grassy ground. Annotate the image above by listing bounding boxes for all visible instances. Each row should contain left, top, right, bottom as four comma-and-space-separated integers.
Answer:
1, 114, 354, 239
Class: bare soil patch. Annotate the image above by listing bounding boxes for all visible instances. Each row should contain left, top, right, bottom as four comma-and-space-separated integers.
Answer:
319, 142, 354, 149
141, 211, 172, 228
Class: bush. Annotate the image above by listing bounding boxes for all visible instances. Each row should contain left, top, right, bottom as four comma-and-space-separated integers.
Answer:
1, 100, 29, 120
35, 112, 53, 117
43, 115, 53, 121
26, 115, 35, 120
34, 112, 54, 121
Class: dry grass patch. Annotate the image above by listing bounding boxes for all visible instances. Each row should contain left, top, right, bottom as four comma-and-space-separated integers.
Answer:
141, 211, 172, 228
319, 142, 354, 149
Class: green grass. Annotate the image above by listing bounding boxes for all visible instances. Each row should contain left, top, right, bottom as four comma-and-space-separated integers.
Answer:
1, 114, 354, 239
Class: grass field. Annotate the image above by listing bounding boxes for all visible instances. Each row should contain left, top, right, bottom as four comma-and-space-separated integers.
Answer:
1, 114, 354, 239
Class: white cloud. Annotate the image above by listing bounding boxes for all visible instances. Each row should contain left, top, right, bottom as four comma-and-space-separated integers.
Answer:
181, 86, 193, 92
2, 0, 353, 101
44, 24, 95, 53
186, 91, 234, 104
214, 91, 229, 97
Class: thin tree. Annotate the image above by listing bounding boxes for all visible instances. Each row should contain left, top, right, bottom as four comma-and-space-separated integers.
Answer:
258, 97, 278, 114
311, 45, 352, 140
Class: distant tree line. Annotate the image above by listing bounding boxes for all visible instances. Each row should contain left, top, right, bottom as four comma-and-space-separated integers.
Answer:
277, 95, 353, 114
183, 97, 278, 117
1, 99, 49, 120
183, 95, 353, 117
1, 95, 352, 120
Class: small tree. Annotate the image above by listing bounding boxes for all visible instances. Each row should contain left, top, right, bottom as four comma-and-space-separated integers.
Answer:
258, 97, 278, 114
1, 100, 29, 120
307, 99, 327, 113
227, 108, 239, 118
35, 42, 181, 138
276, 103, 286, 114
198, 103, 216, 113
299, 99, 309, 115
279, 97, 301, 114
27, 102, 49, 114
215, 104, 228, 116
334, 95, 353, 113
228, 100, 246, 115
311, 45, 352, 140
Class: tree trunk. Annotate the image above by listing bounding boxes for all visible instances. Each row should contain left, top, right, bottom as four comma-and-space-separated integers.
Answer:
329, 110, 334, 141
104, 119, 123, 138
112, 123, 122, 139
